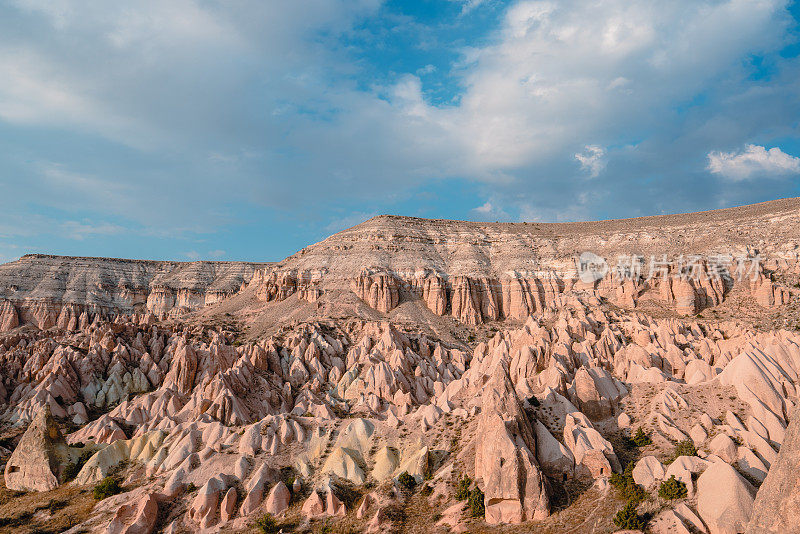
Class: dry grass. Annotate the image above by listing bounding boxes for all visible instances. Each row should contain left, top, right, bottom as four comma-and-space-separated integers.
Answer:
0, 478, 95, 534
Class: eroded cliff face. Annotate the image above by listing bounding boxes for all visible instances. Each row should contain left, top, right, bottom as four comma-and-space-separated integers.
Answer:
0, 200, 799, 533
247, 198, 800, 322
0, 255, 270, 331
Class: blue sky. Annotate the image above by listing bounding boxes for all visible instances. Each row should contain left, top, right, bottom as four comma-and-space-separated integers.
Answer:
1, 0, 799, 262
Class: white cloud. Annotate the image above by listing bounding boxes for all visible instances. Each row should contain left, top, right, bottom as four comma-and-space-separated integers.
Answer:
471, 200, 510, 220
707, 144, 800, 181
0, 0, 797, 243
575, 145, 606, 178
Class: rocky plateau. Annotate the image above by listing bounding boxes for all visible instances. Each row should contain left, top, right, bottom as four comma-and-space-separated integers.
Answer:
0, 198, 799, 533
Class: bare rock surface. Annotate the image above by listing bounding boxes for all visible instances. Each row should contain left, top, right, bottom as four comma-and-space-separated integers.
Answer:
475, 363, 549, 524
746, 407, 800, 534
0, 254, 269, 328
0, 199, 799, 533
697, 461, 756, 534
3, 405, 71, 491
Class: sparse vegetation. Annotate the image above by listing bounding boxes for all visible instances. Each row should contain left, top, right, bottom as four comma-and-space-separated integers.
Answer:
632, 427, 652, 447
613, 499, 646, 530
468, 487, 485, 518
610, 465, 648, 504
93, 476, 121, 501
397, 471, 416, 491
666, 439, 697, 463
658, 475, 688, 500
254, 513, 279, 533
455, 474, 472, 501
63, 449, 94, 482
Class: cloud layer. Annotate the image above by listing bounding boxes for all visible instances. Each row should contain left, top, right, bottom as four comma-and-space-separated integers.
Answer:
708, 144, 800, 181
0, 0, 799, 260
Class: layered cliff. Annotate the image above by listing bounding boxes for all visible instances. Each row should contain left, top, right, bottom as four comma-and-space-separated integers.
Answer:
247, 197, 800, 323
0, 254, 270, 330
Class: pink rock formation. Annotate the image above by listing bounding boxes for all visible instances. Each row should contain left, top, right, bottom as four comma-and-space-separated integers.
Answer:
106, 492, 159, 534
475, 363, 549, 524
264, 481, 290, 516
3, 406, 65, 492
352, 271, 400, 313
0, 300, 19, 332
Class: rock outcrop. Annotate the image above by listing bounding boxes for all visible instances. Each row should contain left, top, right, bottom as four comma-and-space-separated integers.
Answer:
0, 198, 799, 533
746, 407, 800, 534
475, 363, 549, 524
697, 461, 756, 534
246, 198, 799, 322
4, 406, 68, 491
0, 255, 269, 329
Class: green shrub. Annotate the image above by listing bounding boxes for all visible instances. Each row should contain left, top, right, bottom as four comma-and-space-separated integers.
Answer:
658, 475, 688, 500
455, 475, 472, 501
468, 487, 485, 518
63, 450, 94, 482
673, 439, 697, 458
613, 500, 645, 530
632, 427, 652, 447
609, 465, 648, 504
93, 476, 121, 500
253, 513, 279, 534
397, 471, 417, 491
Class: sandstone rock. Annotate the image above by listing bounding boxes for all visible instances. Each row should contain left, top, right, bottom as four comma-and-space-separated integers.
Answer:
617, 412, 631, 428
352, 271, 400, 313
709, 434, 737, 464
220, 487, 237, 523
75, 432, 166, 485
0, 255, 267, 323
0, 300, 19, 332
737, 447, 768, 484
631, 456, 665, 490
674, 502, 707, 534
188, 476, 226, 529
302, 490, 326, 518
372, 446, 400, 481
649, 508, 692, 534
533, 419, 574, 476
690, 423, 708, 446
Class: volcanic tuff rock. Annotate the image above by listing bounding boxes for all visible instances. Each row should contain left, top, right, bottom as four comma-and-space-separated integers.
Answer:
475, 363, 549, 524
246, 198, 800, 322
746, 406, 800, 534
0, 199, 799, 533
4, 405, 70, 491
0, 254, 269, 330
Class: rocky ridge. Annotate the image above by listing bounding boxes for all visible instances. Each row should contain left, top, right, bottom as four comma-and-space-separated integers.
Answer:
0, 255, 270, 331
246, 198, 800, 324
0, 199, 799, 533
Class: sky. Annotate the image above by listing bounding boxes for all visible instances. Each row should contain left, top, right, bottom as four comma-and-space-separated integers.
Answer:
0, 0, 799, 263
